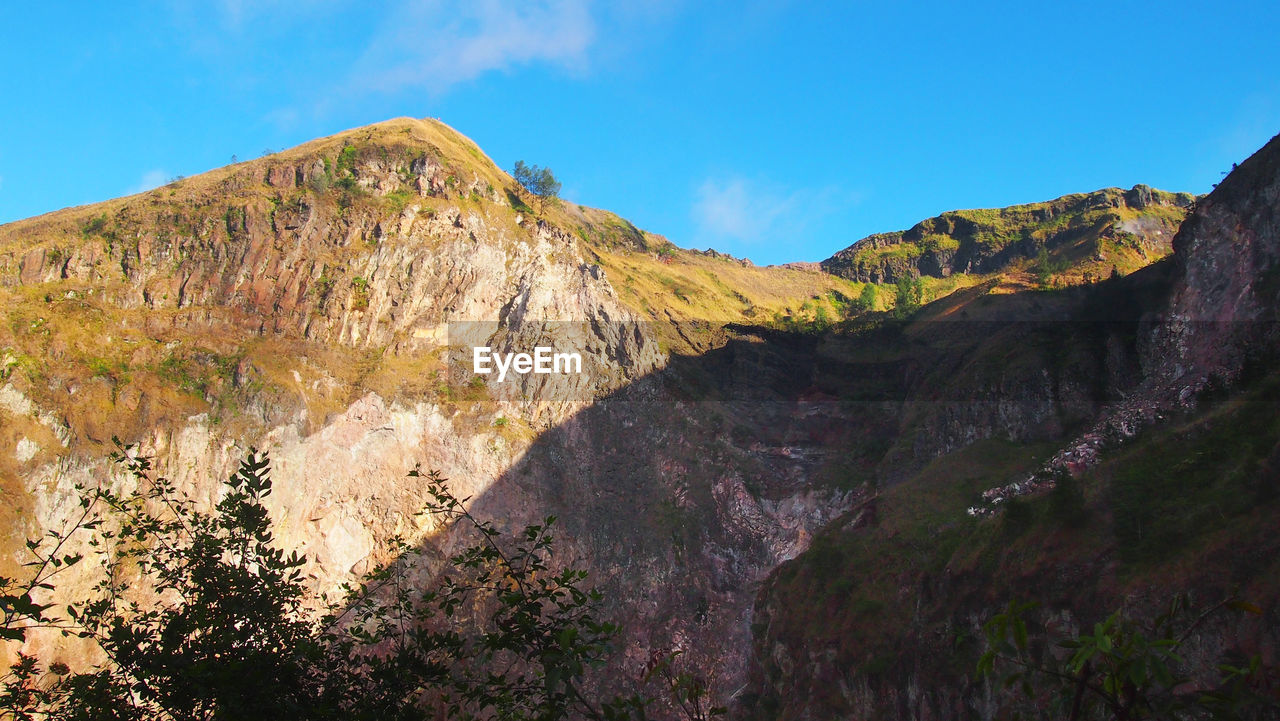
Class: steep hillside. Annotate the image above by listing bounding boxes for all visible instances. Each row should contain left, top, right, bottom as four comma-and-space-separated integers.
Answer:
745, 135, 1280, 720
0, 117, 866, 696
746, 382, 1280, 719
1148, 133, 1280, 394
822, 186, 1194, 286
5, 115, 1273, 720
0, 117, 863, 445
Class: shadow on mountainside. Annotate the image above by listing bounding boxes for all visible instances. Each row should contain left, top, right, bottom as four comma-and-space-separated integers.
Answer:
376, 261, 1190, 707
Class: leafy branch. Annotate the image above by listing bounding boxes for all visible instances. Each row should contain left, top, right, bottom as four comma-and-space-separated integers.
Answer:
1, 445, 665, 720
979, 595, 1278, 720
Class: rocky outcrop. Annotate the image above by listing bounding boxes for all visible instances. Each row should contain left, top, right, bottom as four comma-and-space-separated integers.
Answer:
964, 133, 1280, 516
821, 186, 1194, 284
2, 118, 666, 656
1146, 133, 1280, 394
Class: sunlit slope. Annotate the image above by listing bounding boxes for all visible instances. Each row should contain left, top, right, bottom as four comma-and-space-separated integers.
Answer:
823, 186, 1195, 287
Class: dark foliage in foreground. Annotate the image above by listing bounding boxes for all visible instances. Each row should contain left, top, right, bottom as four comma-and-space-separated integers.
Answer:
0, 443, 675, 720
980, 596, 1278, 720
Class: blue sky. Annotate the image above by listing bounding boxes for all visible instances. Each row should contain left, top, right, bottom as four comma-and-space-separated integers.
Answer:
2, 1, 1278, 265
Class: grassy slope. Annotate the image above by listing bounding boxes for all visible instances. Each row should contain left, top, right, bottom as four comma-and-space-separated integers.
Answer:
749, 369, 1280, 717
0, 120, 507, 517
1, 117, 1193, 555
0, 117, 511, 255
0, 117, 886, 544
824, 187, 1194, 288
2, 119, 1191, 402
0, 117, 1198, 528
0, 115, 871, 364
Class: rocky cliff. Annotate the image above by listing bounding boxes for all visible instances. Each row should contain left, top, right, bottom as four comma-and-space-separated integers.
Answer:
1147, 134, 1280, 394
2, 117, 1275, 720
821, 186, 1195, 285
0, 118, 864, 702
744, 135, 1280, 720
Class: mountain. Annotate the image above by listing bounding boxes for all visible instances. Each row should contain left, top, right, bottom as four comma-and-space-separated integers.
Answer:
821, 186, 1195, 286
0, 117, 866, 689
2, 117, 1277, 719
746, 134, 1280, 719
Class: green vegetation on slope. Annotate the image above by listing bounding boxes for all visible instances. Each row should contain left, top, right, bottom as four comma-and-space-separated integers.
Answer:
821, 186, 1196, 288
746, 370, 1280, 719
564, 205, 869, 350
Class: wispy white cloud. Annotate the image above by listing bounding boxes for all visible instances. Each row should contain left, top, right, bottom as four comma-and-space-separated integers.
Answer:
353, 0, 596, 95
693, 175, 860, 256
129, 170, 170, 195
262, 106, 302, 133
694, 178, 785, 242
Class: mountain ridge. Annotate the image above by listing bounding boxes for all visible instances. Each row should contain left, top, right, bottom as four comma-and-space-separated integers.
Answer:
821, 185, 1196, 286
745, 132, 1280, 720
3, 117, 1278, 719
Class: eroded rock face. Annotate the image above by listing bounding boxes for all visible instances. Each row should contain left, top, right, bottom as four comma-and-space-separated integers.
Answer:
1148, 133, 1280, 393
742, 137, 1280, 721
8, 118, 1273, 720
14, 344, 850, 704
1, 124, 845, 704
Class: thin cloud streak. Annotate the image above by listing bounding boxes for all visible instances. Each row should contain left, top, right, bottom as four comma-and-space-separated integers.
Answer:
694, 178, 791, 242
692, 175, 861, 259
128, 170, 169, 196
352, 0, 596, 95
